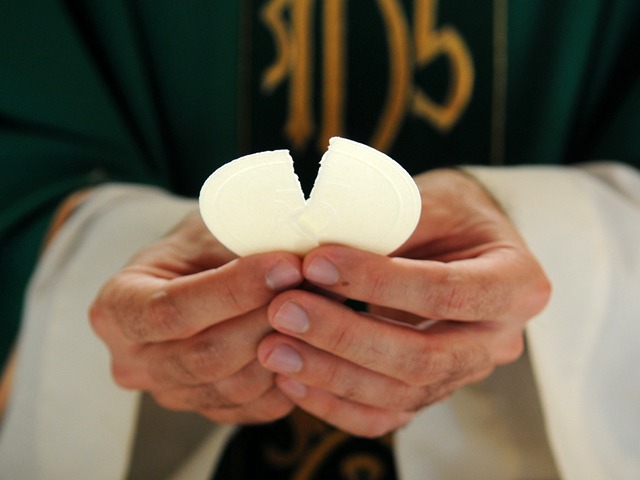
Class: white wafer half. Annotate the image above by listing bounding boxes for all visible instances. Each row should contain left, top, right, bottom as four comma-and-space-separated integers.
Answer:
199, 137, 421, 256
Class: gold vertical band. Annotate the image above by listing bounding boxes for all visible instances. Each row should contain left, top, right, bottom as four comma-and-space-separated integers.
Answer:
372, 0, 412, 152
286, 0, 316, 148
319, 0, 347, 150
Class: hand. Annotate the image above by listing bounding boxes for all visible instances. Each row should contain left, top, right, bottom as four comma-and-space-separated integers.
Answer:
257, 169, 551, 437
89, 212, 304, 424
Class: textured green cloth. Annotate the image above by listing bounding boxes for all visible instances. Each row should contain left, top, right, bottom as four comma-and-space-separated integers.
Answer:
1, 0, 638, 367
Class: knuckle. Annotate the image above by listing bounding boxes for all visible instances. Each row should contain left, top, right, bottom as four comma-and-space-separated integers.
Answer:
217, 368, 274, 405
369, 273, 390, 301
97, 272, 156, 342
435, 279, 492, 320
145, 288, 188, 340
405, 344, 496, 405
184, 337, 231, 381
414, 268, 452, 320
419, 382, 456, 407
88, 279, 126, 339
390, 385, 429, 412
152, 391, 186, 412
331, 323, 358, 355
336, 379, 364, 404
402, 345, 444, 386
152, 350, 202, 386
215, 387, 294, 424
323, 360, 346, 388
525, 274, 552, 316
447, 346, 482, 381
214, 273, 257, 317
441, 283, 467, 318
339, 384, 363, 403
319, 360, 364, 404
153, 385, 235, 413
221, 281, 247, 312
220, 386, 261, 405
111, 361, 141, 390
190, 385, 236, 410
404, 345, 475, 388
539, 275, 552, 302
495, 333, 525, 365
88, 299, 110, 338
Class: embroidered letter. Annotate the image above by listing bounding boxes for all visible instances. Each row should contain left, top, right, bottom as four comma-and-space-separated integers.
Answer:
412, 0, 474, 131
318, 0, 348, 151
371, 0, 412, 151
261, 0, 316, 148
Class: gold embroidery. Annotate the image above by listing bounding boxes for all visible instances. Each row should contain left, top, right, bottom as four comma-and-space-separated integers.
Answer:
263, 409, 394, 479
318, 0, 348, 151
261, 0, 316, 149
264, 409, 329, 466
371, 0, 412, 152
411, 0, 474, 131
341, 454, 387, 480
260, 0, 291, 92
261, 0, 475, 151
292, 429, 349, 480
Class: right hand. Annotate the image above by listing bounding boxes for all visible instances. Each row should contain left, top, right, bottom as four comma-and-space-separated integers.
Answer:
89, 212, 304, 424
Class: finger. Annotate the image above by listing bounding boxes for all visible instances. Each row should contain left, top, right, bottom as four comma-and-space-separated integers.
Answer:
155, 384, 295, 425
114, 307, 272, 390
302, 245, 548, 322
267, 291, 496, 387
151, 360, 275, 411
91, 252, 303, 344
205, 386, 295, 425
213, 360, 276, 405
275, 377, 414, 438
258, 334, 429, 412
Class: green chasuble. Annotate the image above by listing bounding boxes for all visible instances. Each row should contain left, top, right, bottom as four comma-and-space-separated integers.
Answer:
1, 2, 639, 476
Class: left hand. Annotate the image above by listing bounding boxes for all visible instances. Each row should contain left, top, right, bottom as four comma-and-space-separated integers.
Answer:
89, 212, 303, 425
257, 169, 551, 437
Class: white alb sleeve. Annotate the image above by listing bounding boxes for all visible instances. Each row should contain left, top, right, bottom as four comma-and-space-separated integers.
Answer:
466, 164, 640, 480
395, 163, 640, 480
0, 184, 232, 480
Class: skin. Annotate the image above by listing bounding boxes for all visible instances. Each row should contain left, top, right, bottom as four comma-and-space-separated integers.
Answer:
89, 169, 551, 436
90, 213, 304, 424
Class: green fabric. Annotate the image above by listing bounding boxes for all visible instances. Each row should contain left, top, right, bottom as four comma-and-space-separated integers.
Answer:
0, 0, 240, 364
1, 0, 639, 368
507, 0, 640, 165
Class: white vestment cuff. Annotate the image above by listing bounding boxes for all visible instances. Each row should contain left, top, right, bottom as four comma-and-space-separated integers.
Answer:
0, 184, 232, 480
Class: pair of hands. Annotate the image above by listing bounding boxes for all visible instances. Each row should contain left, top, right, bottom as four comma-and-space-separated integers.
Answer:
89, 169, 550, 437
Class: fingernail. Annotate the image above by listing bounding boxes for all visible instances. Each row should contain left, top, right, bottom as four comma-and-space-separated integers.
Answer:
266, 260, 302, 291
273, 301, 309, 334
264, 344, 303, 373
278, 377, 308, 399
305, 256, 339, 285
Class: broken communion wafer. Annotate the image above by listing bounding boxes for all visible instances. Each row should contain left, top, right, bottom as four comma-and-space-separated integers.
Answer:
199, 137, 421, 256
